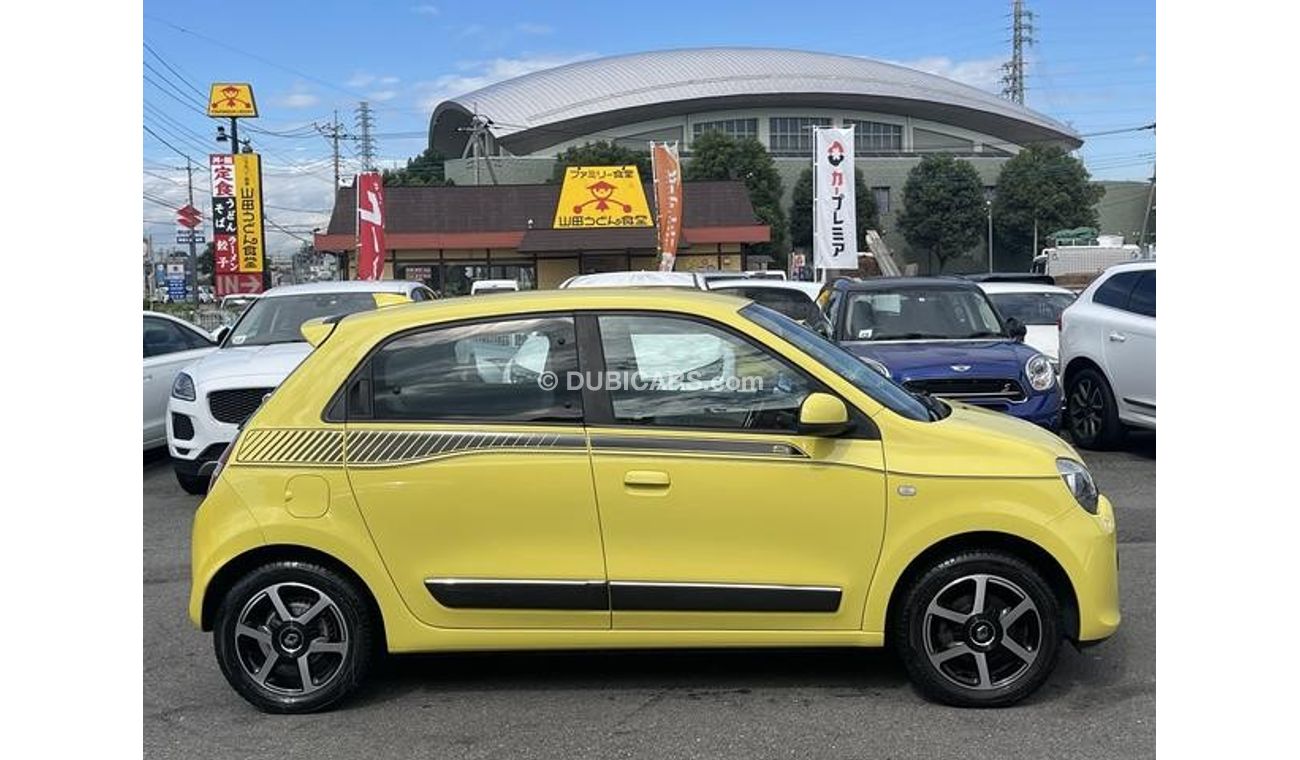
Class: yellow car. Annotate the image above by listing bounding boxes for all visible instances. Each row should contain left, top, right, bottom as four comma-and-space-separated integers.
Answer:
190, 289, 1119, 713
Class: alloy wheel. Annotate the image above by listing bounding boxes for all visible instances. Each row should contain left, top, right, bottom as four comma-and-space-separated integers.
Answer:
922, 573, 1042, 691
1069, 377, 1105, 441
233, 582, 350, 696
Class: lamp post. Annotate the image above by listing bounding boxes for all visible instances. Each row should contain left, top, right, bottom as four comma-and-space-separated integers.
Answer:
986, 200, 994, 273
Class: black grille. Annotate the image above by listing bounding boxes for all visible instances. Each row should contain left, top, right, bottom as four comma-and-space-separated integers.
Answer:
171, 412, 194, 440
208, 387, 275, 425
904, 378, 1026, 401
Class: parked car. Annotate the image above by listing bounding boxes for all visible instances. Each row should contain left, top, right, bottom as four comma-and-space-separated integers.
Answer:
1058, 261, 1156, 449
559, 271, 706, 289
977, 281, 1077, 371
743, 269, 788, 280
144, 312, 217, 450
470, 279, 519, 295
822, 277, 1061, 428
191, 288, 1118, 713
167, 280, 436, 494
706, 278, 831, 334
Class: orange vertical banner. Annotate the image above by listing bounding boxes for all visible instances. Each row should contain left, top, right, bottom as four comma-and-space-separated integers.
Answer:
651, 142, 683, 271
356, 171, 386, 280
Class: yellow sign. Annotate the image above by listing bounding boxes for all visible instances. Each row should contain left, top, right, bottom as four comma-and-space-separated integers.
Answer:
207, 83, 258, 117
553, 166, 653, 229
233, 153, 265, 273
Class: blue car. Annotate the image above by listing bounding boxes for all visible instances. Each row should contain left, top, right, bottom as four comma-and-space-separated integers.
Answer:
821, 277, 1061, 428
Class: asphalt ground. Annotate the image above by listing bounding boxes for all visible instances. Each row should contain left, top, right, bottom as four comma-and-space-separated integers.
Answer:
143, 432, 1155, 759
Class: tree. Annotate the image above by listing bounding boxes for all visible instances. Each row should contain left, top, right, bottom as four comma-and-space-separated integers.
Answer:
897, 154, 986, 274
551, 141, 651, 182
685, 131, 788, 265
788, 167, 879, 253
197, 242, 214, 281
991, 144, 1105, 269
382, 147, 447, 186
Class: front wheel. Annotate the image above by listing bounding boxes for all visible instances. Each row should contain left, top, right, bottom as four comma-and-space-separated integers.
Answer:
1066, 366, 1125, 450
213, 562, 376, 713
893, 551, 1061, 707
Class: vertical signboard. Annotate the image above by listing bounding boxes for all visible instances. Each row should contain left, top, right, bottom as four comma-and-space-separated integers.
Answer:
211, 154, 266, 295
651, 143, 683, 272
813, 126, 858, 272
355, 171, 386, 280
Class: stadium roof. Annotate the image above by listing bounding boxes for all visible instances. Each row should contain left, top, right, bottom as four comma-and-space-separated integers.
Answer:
430, 47, 1081, 156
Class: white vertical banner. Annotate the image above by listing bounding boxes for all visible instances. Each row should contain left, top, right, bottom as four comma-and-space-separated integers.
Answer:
813, 126, 857, 271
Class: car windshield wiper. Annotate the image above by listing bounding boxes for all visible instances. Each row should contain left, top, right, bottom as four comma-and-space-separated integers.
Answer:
961, 331, 1005, 339
876, 332, 950, 341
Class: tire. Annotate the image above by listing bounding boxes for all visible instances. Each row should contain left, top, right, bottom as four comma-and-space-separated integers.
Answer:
1065, 366, 1125, 450
213, 561, 376, 714
175, 468, 209, 495
892, 551, 1062, 708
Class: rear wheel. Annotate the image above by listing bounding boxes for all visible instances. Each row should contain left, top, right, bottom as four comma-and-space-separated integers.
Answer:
1065, 366, 1125, 450
893, 551, 1061, 708
213, 562, 375, 713
174, 468, 208, 495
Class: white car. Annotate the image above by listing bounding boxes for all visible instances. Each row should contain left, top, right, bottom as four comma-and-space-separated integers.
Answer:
706, 278, 831, 334
144, 312, 217, 450
977, 281, 1078, 370
167, 280, 436, 494
559, 271, 706, 289
470, 279, 519, 295
1058, 261, 1156, 449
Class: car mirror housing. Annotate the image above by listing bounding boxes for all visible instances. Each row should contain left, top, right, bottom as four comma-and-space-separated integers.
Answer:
1006, 317, 1027, 342
798, 392, 853, 437
212, 325, 231, 344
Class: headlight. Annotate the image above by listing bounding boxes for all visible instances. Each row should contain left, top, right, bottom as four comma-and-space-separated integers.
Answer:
1025, 354, 1055, 392
1056, 458, 1099, 513
858, 356, 892, 378
171, 372, 196, 401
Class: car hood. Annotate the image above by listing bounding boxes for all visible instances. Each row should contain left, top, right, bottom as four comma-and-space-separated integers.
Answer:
1024, 325, 1059, 361
843, 340, 1037, 380
883, 400, 1081, 478
188, 342, 313, 385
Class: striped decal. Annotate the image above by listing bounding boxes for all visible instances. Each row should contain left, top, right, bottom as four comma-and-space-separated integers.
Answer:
236, 429, 345, 465
343, 429, 586, 467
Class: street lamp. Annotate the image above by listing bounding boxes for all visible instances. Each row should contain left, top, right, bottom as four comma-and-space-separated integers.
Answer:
985, 200, 994, 273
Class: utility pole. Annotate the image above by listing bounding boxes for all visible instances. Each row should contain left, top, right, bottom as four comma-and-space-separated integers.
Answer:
457, 104, 498, 185
356, 101, 376, 171
1001, 0, 1034, 105
1139, 161, 1156, 253
314, 110, 345, 188
180, 159, 200, 306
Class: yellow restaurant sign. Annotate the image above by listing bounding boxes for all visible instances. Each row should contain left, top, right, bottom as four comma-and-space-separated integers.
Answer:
232, 153, 265, 273
553, 166, 653, 229
207, 83, 258, 118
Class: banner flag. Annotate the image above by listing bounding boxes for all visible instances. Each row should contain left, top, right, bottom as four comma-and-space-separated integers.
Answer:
813, 126, 858, 271
356, 171, 387, 281
651, 142, 683, 272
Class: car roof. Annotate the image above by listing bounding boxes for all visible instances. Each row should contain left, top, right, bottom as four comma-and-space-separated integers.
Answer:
1102, 260, 1156, 274
707, 278, 810, 292
831, 276, 980, 292
333, 288, 752, 338
259, 280, 425, 298
561, 271, 703, 288
978, 282, 1077, 295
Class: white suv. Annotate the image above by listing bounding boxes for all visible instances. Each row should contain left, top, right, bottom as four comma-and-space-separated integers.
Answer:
167, 280, 435, 494
1058, 261, 1156, 449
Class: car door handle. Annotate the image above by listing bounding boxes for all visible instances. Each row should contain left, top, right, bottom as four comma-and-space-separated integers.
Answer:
624, 470, 671, 488
143, 374, 153, 383
1107, 332, 1127, 343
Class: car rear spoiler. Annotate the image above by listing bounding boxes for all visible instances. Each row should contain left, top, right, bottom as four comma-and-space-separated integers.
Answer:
299, 317, 336, 348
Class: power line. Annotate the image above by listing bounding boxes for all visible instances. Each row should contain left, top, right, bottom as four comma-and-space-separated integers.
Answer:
143, 41, 208, 99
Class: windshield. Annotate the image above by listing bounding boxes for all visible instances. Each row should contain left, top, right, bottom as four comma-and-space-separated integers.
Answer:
741, 303, 934, 422
843, 287, 1005, 341
986, 291, 1076, 326
226, 292, 380, 347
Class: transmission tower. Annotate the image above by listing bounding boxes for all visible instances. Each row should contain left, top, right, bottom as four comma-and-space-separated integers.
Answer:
355, 101, 377, 171
1001, 0, 1035, 105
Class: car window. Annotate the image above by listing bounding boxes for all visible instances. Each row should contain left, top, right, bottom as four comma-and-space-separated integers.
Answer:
719, 287, 821, 324
1092, 271, 1143, 310
986, 292, 1077, 325
842, 288, 1004, 340
1128, 271, 1156, 317
228, 292, 379, 347
144, 317, 201, 358
596, 314, 814, 432
367, 315, 581, 422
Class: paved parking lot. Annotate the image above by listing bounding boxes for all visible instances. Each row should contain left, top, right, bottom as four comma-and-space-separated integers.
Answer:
143, 434, 1154, 760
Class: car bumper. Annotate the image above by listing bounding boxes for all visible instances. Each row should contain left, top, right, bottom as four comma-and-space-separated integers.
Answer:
950, 386, 1062, 429
167, 394, 240, 468
1051, 493, 1122, 643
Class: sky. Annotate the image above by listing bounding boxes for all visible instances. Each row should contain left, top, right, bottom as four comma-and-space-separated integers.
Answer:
141, 0, 1155, 258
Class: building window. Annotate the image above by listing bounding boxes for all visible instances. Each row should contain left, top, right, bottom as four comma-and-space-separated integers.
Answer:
768, 117, 832, 155
692, 118, 758, 142
872, 187, 891, 215
845, 120, 903, 153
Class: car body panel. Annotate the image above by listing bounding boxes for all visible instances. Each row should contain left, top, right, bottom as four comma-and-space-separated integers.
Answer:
144, 312, 216, 449
191, 288, 1119, 658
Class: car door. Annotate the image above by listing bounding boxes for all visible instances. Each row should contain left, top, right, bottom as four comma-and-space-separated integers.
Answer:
143, 316, 214, 448
343, 313, 610, 630
1105, 270, 1156, 420
583, 311, 888, 632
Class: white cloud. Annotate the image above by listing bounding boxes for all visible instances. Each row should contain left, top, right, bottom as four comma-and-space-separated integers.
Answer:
410, 4, 438, 15
379, 75, 400, 85
414, 54, 595, 110
894, 55, 1005, 93
369, 89, 398, 102
346, 72, 376, 88
516, 22, 553, 35
281, 92, 320, 108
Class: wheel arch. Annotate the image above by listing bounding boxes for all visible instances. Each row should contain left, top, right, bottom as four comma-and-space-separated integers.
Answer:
1062, 355, 1105, 389
882, 531, 1081, 644
200, 543, 387, 648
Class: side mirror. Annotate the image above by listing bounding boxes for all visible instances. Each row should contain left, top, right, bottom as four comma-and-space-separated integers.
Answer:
212, 325, 230, 344
798, 392, 853, 437
1006, 317, 1027, 342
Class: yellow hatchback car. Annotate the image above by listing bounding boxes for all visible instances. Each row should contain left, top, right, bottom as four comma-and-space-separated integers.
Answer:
190, 289, 1119, 713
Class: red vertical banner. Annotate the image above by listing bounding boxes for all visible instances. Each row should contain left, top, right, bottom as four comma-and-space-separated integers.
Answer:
651, 142, 683, 272
210, 155, 241, 293
356, 171, 386, 280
